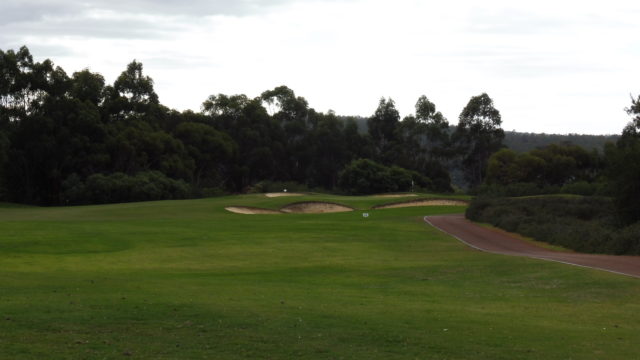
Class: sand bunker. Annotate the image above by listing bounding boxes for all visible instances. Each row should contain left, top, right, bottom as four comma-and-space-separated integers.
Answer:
374, 194, 419, 198
264, 192, 305, 197
280, 202, 354, 214
225, 206, 283, 215
374, 199, 468, 209
226, 201, 354, 214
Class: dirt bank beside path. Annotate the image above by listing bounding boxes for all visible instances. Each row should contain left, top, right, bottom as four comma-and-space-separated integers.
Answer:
265, 192, 304, 197
375, 199, 468, 209
425, 214, 640, 279
373, 194, 418, 198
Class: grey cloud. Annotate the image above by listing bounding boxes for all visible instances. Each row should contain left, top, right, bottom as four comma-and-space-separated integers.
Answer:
4, 15, 186, 40
1, 0, 297, 26
0, 1, 82, 25
0, 0, 207, 49
85, 0, 347, 17
0, 0, 317, 48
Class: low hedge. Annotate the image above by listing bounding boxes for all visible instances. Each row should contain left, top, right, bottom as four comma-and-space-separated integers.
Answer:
466, 196, 640, 255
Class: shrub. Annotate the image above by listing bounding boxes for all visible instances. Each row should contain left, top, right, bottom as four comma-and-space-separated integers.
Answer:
464, 196, 634, 255
247, 180, 310, 194
611, 222, 640, 255
338, 159, 438, 195
561, 181, 597, 196
62, 171, 191, 205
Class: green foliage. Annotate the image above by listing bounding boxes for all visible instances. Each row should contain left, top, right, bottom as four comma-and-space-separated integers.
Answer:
113, 61, 159, 108
62, 171, 191, 205
174, 121, 236, 187
503, 131, 619, 153
454, 93, 505, 188
246, 180, 311, 193
338, 159, 432, 195
466, 196, 640, 255
484, 143, 605, 197
0, 129, 8, 200
604, 94, 640, 224
560, 181, 600, 196
1, 46, 457, 205
367, 97, 400, 161
70, 69, 105, 105
338, 158, 389, 195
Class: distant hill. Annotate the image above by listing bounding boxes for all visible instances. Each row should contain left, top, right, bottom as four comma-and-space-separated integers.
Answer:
340, 116, 619, 152
503, 131, 619, 153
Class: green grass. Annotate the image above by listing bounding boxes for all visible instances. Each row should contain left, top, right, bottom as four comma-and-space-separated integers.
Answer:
1, 193, 639, 359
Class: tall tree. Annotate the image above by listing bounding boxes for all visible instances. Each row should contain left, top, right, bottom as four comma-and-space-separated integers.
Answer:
414, 95, 450, 159
367, 97, 400, 164
0, 128, 8, 200
173, 121, 236, 188
305, 111, 349, 189
606, 94, 640, 224
104, 61, 160, 121
454, 93, 504, 188
203, 93, 284, 190
70, 69, 106, 106
260, 86, 310, 182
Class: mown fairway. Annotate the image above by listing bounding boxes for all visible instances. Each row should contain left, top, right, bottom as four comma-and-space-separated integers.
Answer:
1, 194, 639, 359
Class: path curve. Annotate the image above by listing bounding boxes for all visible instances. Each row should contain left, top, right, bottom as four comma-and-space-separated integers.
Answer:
425, 214, 640, 279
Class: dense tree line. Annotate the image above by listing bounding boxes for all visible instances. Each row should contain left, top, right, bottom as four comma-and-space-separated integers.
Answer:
467, 94, 640, 254
1, 46, 513, 205
480, 143, 605, 196
477, 94, 640, 222
605, 94, 640, 225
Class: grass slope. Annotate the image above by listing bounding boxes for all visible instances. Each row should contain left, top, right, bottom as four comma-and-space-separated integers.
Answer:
1, 194, 639, 359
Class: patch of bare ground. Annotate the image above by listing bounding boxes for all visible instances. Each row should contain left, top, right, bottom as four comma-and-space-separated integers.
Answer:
264, 192, 305, 197
374, 199, 469, 209
280, 201, 354, 214
373, 194, 419, 198
225, 206, 283, 215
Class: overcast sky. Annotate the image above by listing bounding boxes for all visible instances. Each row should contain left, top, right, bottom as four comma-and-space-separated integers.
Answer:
2, 0, 639, 134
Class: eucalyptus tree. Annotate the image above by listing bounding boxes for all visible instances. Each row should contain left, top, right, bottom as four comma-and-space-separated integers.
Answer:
103, 60, 160, 122
70, 69, 106, 106
454, 93, 504, 188
260, 86, 310, 182
415, 95, 450, 159
367, 97, 400, 165
174, 121, 236, 188
304, 110, 350, 189
606, 94, 640, 224
203, 93, 284, 189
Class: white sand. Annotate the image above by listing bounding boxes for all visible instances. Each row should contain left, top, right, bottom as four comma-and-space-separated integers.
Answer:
225, 206, 282, 214
280, 202, 354, 214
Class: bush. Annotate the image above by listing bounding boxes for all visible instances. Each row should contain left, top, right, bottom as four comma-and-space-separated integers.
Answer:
62, 171, 191, 205
246, 180, 310, 194
464, 196, 635, 255
473, 182, 545, 197
561, 181, 597, 196
338, 159, 439, 195
611, 222, 640, 255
